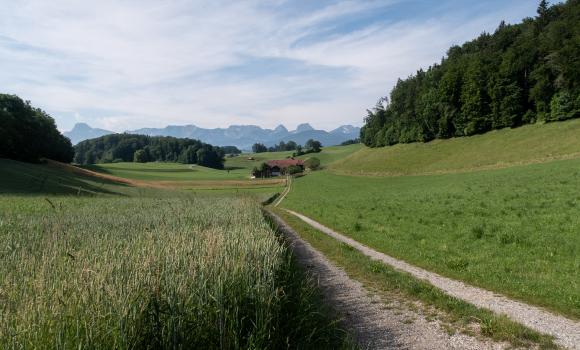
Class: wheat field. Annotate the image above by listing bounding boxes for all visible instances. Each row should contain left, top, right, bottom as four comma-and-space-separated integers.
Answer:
0, 195, 345, 349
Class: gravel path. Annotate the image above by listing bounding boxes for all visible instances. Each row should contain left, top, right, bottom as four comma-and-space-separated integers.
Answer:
268, 210, 505, 350
273, 176, 291, 207
284, 209, 580, 349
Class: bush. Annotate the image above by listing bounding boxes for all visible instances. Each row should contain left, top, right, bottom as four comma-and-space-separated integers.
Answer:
304, 157, 321, 170
549, 91, 574, 120
287, 165, 303, 175
133, 149, 148, 163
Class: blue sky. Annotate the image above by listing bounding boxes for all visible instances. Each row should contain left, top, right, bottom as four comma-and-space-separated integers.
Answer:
0, 0, 540, 132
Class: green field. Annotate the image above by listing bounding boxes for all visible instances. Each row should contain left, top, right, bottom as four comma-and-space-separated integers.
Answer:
78, 144, 361, 197
84, 162, 251, 181
3, 117, 579, 347
0, 160, 348, 349
81, 144, 362, 183
282, 158, 580, 319
331, 119, 580, 176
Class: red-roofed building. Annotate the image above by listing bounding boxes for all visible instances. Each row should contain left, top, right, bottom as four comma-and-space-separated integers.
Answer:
266, 159, 304, 176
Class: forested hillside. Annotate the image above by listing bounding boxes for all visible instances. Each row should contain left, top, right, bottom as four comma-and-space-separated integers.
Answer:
0, 94, 74, 163
74, 134, 225, 169
361, 0, 580, 147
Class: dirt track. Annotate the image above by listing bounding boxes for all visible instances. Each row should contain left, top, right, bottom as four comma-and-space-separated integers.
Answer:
282, 209, 580, 349
268, 210, 507, 350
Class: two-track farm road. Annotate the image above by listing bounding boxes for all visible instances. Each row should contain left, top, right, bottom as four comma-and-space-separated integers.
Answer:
268, 210, 507, 349
281, 209, 580, 349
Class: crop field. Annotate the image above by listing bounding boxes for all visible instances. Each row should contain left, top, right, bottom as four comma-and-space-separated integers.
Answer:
0, 194, 347, 349
331, 119, 580, 176
281, 158, 580, 319
84, 162, 251, 181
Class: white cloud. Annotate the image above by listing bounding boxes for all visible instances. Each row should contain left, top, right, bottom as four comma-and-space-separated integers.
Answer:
0, 0, 537, 132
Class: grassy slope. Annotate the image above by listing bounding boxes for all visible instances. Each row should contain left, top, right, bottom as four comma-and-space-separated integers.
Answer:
0, 158, 146, 196
331, 119, 580, 176
282, 159, 580, 319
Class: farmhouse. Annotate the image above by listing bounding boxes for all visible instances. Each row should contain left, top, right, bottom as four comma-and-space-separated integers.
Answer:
267, 159, 304, 176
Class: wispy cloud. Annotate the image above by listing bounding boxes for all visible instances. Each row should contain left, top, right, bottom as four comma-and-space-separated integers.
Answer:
0, 0, 538, 132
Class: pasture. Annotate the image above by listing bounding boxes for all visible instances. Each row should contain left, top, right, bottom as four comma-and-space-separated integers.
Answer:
281, 158, 580, 319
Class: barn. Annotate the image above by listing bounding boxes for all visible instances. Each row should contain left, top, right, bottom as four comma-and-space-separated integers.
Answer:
266, 159, 304, 176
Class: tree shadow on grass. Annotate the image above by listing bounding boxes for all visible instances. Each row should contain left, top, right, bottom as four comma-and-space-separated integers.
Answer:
0, 159, 131, 196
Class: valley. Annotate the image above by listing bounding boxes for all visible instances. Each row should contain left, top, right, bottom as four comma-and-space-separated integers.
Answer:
2, 0, 580, 348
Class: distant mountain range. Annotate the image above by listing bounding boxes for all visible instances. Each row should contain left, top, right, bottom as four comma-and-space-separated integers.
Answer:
64, 122, 360, 150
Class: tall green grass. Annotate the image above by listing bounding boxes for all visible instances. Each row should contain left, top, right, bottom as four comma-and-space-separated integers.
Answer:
0, 195, 346, 349
282, 158, 580, 319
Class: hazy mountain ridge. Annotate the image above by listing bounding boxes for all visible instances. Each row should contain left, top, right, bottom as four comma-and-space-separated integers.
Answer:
64, 123, 115, 145
65, 122, 360, 150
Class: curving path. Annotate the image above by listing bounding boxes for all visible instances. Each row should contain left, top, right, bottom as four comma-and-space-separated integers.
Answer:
268, 210, 504, 349
273, 175, 292, 207
283, 209, 580, 349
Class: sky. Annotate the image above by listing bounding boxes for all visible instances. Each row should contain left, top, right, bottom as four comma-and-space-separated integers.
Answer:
0, 0, 540, 132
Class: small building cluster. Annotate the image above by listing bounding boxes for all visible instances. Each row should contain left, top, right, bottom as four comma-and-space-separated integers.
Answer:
266, 159, 304, 176
251, 158, 304, 178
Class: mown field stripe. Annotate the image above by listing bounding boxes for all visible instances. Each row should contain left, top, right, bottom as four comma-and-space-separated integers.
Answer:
284, 209, 580, 349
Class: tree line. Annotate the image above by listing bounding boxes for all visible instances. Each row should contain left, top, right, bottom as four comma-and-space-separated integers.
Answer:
361, 0, 580, 147
0, 94, 74, 163
252, 139, 322, 154
252, 140, 299, 153
74, 134, 225, 169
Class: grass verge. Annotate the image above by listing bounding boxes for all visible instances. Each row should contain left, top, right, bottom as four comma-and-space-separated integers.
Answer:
273, 208, 558, 349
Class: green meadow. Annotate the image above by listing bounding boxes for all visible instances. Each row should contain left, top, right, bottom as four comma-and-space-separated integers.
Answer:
282, 158, 580, 319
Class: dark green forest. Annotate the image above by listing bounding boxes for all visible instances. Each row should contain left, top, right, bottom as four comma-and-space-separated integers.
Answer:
74, 134, 225, 169
0, 94, 74, 163
361, 0, 580, 147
